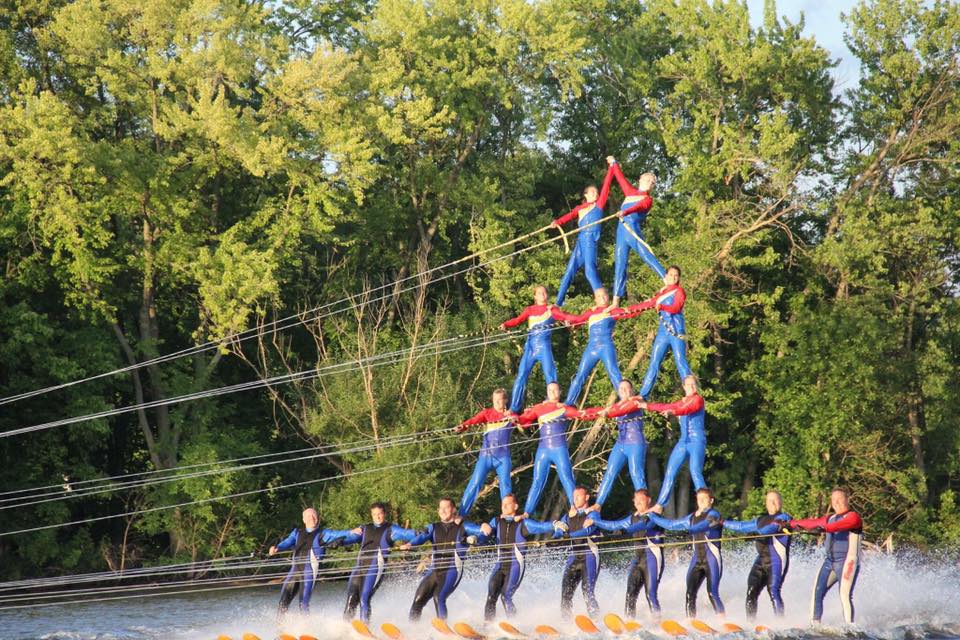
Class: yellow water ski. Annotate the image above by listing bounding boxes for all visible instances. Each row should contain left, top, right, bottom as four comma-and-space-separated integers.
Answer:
754, 626, 770, 633
533, 625, 560, 637
721, 623, 743, 633
603, 613, 626, 634
574, 615, 600, 634
453, 622, 484, 640
278, 635, 297, 640
432, 618, 456, 636
660, 620, 688, 636
498, 621, 528, 638
300, 635, 319, 640
242, 634, 262, 640
381, 624, 405, 640
352, 619, 377, 639
624, 621, 643, 632
690, 620, 716, 633
216, 636, 232, 640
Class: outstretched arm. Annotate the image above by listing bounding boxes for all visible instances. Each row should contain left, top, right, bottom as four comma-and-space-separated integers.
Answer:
590, 514, 633, 532
522, 518, 557, 536
596, 164, 616, 210
501, 307, 532, 329
723, 518, 759, 534
553, 205, 582, 227
621, 194, 653, 216
274, 528, 299, 552
406, 524, 435, 547
648, 512, 693, 532
646, 394, 704, 416
389, 524, 420, 543
610, 162, 637, 195
322, 528, 361, 544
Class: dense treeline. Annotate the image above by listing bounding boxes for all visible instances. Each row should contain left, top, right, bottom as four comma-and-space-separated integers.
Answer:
1, 0, 958, 580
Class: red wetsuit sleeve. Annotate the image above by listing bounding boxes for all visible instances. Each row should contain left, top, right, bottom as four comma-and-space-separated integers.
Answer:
517, 406, 540, 426
561, 308, 593, 327
565, 405, 590, 420
597, 164, 615, 210
550, 307, 581, 323
606, 398, 643, 418
625, 300, 656, 315
822, 511, 862, 533
502, 306, 534, 328
657, 287, 686, 314
460, 409, 492, 428
579, 406, 604, 421
790, 515, 829, 530
554, 204, 583, 226
646, 394, 704, 416
611, 162, 638, 196
622, 193, 653, 216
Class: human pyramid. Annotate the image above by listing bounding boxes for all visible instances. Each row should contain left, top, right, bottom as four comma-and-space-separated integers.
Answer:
268, 157, 864, 633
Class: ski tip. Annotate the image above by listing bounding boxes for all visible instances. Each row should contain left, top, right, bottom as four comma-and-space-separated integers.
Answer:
754, 626, 770, 633
574, 615, 600, 634
660, 620, 688, 636
241, 634, 262, 640
381, 623, 405, 640
690, 620, 716, 633
498, 621, 527, 638
624, 621, 643, 632
603, 613, 626, 634
351, 619, 377, 639
533, 625, 560, 637
216, 635, 232, 640
299, 635, 319, 640
277, 635, 297, 640
452, 621, 484, 639
721, 623, 744, 633
432, 618, 455, 636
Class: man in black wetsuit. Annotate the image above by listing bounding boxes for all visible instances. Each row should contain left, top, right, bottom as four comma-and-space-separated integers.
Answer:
558, 487, 601, 619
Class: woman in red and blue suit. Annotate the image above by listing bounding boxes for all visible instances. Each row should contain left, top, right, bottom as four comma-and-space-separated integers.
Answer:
790, 488, 863, 624
587, 489, 666, 618
552, 166, 616, 306
638, 265, 692, 400
648, 487, 725, 618
456, 389, 519, 516
501, 285, 580, 413
723, 490, 792, 618
641, 375, 707, 508
605, 156, 665, 308
516, 382, 592, 515
563, 287, 650, 406
585, 379, 648, 507
341, 502, 420, 623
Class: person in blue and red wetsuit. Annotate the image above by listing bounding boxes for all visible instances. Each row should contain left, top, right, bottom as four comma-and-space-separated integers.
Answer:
790, 488, 863, 624
341, 502, 419, 623
638, 265, 692, 400
456, 389, 520, 516
563, 287, 650, 406
516, 382, 593, 516
605, 156, 665, 308
557, 486, 602, 619
587, 489, 666, 618
268, 507, 356, 617
648, 487, 725, 618
479, 493, 566, 620
723, 490, 792, 619
403, 498, 484, 621
640, 375, 707, 509
500, 285, 580, 413
584, 379, 648, 506
552, 165, 616, 306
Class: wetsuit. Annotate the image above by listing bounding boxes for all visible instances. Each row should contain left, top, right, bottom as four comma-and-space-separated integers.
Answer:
591, 397, 647, 506
558, 509, 601, 618
482, 515, 558, 620
592, 512, 666, 617
647, 393, 706, 507
791, 510, 863, 623
517, 401, 587, 515
554, 166, 615, 306
341, 522, 418, 622
650, 508, 725, 618
609, 162, 666, 299
407, 520, 483, 620
724, 512, 792, 618
638, 284, 691, 399
503, 305, 578, 413
274, 525, 354, 615
564, 304, 645, 405
458, 408, 520, 516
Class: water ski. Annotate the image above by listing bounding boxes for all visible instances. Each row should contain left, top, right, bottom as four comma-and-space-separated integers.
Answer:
453, 622, 484, 640
381, 623, 405, 640
660, 620, 688, 636
432, 618, 456, 636
689, 620, 716, 633
754, 626, 770, 633
624, 621, 643, 632
574, 615, 600, 634
533, 625, 560, 637
721, 623, 744, 633
352, 619, 377, 639
603, 613, 626, 634
278, 635, 297, 640
300, 636, 319, 640
216, 636, 232, 640
242, 634, 262, 640
499, 621, 528, 638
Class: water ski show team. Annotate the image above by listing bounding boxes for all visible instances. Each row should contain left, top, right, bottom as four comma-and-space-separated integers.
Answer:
267, 157, 864, 633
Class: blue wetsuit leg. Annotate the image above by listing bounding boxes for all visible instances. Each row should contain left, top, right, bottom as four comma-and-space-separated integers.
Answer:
706, 548, 725, 614
565, 347, 602, 405
769, 547, 787, 616
688, 430, 707, 491
628, 222, 666, 279
510, 343, 539, 413
436, 565, 464, 619
524, 447, 553, 515
539, 342, 558, 387
460, 455, 496, 516
300, 559, 318, 613
503, 558, 525, 616
625, 441, 647, 491
811, 559, 837, 623
670, 334, 692, 379
277, 565, 301, 615
359, 564, 383, 622
613, 223, 633, 300
493, 455, 513, 499
599, 341, 623, 389
656, 438, 690, 506
647, 548, 664, 613
595, 442, 628, 505
580, 231, 603, 292
583, 550, 600, 617
550, 446, 577, 505
556, 242, 585, 307
639, 326, 672, 398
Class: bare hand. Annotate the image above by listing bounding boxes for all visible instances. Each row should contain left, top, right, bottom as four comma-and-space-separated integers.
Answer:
550, 221, 560, 229
650, 504, 664, 515
351, 527, 363, 535
584, 518, 594, 527
606, 156, 616, 166
398, 543, 412, 551
268, 545, 278, 556
568, 506, 578, 518
518, 512, 529, 521
588, 503, 601, 513
481, 523, 493, 536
